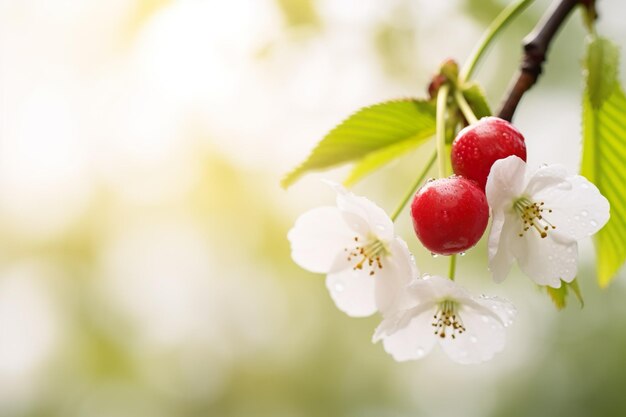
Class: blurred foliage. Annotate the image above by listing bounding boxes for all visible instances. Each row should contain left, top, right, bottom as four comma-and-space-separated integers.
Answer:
276, 0, 319, 27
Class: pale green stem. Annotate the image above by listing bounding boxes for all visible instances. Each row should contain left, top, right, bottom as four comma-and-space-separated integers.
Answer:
448, 254, 457, 280
390, 151, 437, 222
459, 0, 534, 82
435, 86, 460, 281
435, 85, 450, 179
454, 89, 479, 124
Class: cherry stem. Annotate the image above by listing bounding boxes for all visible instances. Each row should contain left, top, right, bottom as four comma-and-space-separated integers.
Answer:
389, 151, 436, 222
459, 0, 534, 82
449, 254, 457, 281
435, 85, 450, 179
454, 89, 479, 124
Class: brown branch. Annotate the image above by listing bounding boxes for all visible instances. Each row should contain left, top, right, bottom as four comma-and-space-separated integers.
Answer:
497, 0, 584, 121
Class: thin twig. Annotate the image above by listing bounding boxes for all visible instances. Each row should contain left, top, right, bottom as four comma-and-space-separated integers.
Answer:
497, 0, 583, 121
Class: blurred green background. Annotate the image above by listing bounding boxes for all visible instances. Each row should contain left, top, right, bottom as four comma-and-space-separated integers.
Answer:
0, 1, 625, 416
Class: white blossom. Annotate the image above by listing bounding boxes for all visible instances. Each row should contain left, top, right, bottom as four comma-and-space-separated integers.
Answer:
288, 182, 417, 317
373, 275, 515, 364
486, 156, 610, 287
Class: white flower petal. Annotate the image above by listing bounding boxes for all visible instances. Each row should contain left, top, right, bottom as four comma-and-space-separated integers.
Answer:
488, 212, 518, 283
288, 206, 357, 273
374, 238, 419, 316
533, 175, 610, 241
510, 231, 578, 287
439, 305, 507, 364
411, 274, 472, 303
326, 181, 395, 241
375, 277, 515, 364
470, 295, 517, 328
524, 163, 569, 196
378, 306, 438, 361
486, 156, 528, 212
325, 257, 377, 317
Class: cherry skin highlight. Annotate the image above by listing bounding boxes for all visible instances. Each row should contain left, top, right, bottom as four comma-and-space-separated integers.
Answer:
451, 116, 526, 191
410, 176, 489, 256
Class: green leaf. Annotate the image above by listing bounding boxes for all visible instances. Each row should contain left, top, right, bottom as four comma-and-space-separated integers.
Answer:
462, 82, 492, 119
546, 279, 584, 310
344, 139, 421, 186
585, 37, 619, 109
581, 37, 626, 287
281, 99, 436, 188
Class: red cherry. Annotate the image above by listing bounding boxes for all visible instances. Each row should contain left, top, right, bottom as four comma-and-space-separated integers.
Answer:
451, 116, 526, 191
410, 176, 489, 256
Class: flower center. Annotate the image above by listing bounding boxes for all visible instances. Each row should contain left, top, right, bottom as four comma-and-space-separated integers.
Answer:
432, 300, 465, 339
513, 196, 556, 238
345, 236, 388, 276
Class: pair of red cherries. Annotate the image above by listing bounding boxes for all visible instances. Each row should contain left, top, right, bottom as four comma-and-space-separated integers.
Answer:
411, 117, 527, 255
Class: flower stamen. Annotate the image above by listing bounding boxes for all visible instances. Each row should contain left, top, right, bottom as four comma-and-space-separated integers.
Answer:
345, 236, 387, 276
513, 197, 556, 238
432, 300, 465, 339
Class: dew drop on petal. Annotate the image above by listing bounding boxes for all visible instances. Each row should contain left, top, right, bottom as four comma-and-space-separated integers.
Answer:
581, 210, 589, 217
581, 182, 589, 189
431, 253, 439, 258
416, 347, 425, 357
470, 336, 478, 343
590, 220, 598, 227
481, 315, 490, 323
574, 215, 580, 221
375, 224, 386, 232
459, 252, 466, 257
334, 282, 345, 293
557, 182, 573, 190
